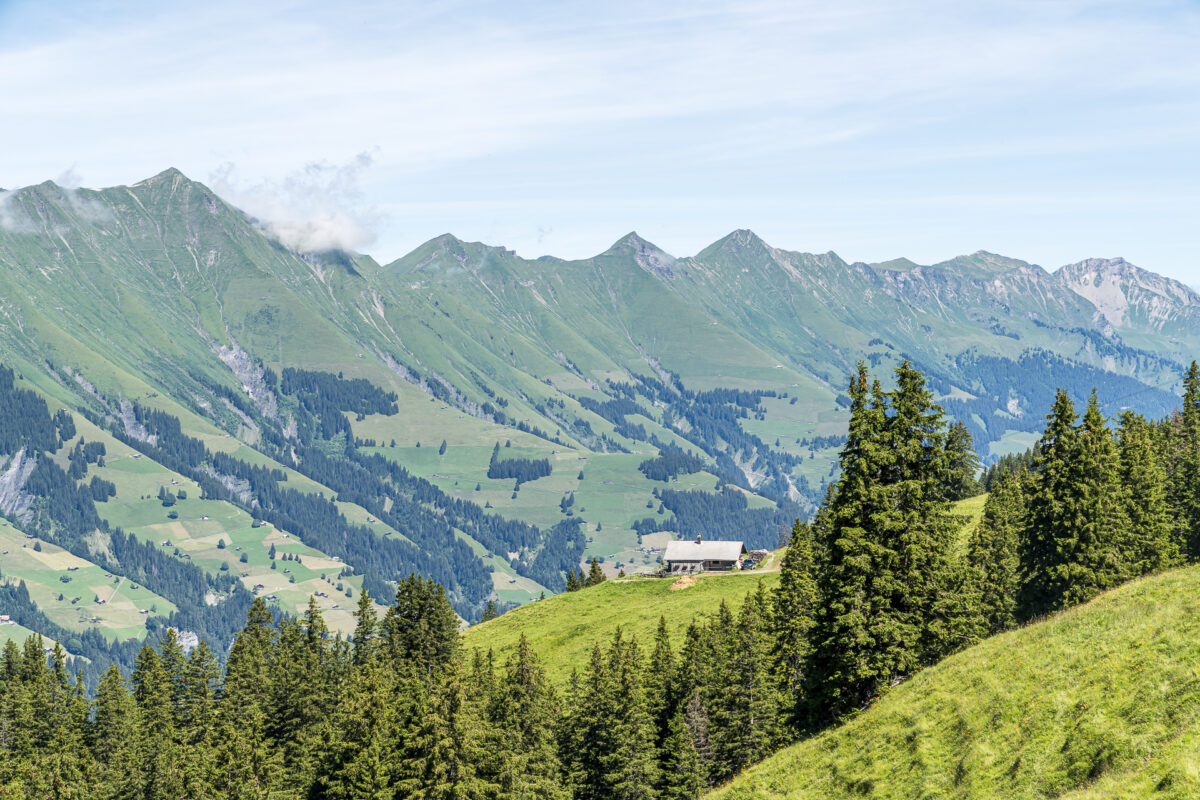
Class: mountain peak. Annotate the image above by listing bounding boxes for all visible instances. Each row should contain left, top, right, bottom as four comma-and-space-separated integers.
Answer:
1056, 256, 1200, 329
932, 251, 1038, 276
696, 229, 771, 261
601, 232, 676, 278
132, 167, 190, 187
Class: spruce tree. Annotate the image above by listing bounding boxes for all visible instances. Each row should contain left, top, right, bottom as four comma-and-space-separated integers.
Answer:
942, 420, 983, 500
965, 471, 1026, 636
710, 584, 779, 777
486, 635, 567, 800
1117, 411, 1180, 576
643, 617, 676, 749
808, 361, 961, 720
481, 600, 499, 622
1170, 361, 1200, 557
657, 711, 706, 800
1021, 389, 1082, 617
397, 660, 492, 800
381, 574, 462, 678
603, 634, 659, 800
586, 558, 606, 588
771, 519, 817, 729
565, 569, 582, 592
351, 588, 378, 667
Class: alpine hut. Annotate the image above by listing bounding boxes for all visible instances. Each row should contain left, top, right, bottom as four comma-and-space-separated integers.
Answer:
663, 536, 746, 574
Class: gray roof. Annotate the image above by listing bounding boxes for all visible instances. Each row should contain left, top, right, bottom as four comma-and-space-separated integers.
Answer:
663, 539, 746, 563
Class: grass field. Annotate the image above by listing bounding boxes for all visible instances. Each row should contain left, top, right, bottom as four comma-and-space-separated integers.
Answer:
0, 621, 63, 653
66, 413, 381, 634
0, 524, 175, 642
714, 565, 1200, 800
463, 563, 782, 684
362, 441, 725, 574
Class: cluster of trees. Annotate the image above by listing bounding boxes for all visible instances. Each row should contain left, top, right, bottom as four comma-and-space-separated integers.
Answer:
792, 360, 1200, 721
631, 487, 796, 551
0, 367, 74, 454
0, 567, 814, 800
637, 446, 707, 482
277, 367, 399, 417
944, 350, 1178, 446
564, 558, 606, 591
486, 442, 552, 484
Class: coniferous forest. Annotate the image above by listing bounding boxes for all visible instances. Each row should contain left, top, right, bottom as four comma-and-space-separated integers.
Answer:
2, 359, 1200, 798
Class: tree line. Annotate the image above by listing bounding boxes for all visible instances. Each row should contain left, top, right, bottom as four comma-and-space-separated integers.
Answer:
1, 358, 1198, 797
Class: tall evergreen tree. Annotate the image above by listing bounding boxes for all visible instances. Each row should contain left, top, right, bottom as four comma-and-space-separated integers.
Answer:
1169, 361, 1200, 557
586, 558, 606, 588
381, 574, 461, 678
965, 471, 1026, 636
1117, 411, 1180, 576
771, 519, 816, 729
1021, 389, 1082, 617
808, 361, 962, 720
398, 660, 492, 800
710, 583, 778, 777
486, 635, 567, 800
942, 420, 983, 500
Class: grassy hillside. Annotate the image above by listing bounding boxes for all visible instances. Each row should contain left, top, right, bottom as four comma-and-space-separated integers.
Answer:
463, 565, 781, 683
713, 565, 1200, 800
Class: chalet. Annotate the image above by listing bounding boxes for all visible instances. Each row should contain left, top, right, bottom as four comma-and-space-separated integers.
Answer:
663, 536, 746, 574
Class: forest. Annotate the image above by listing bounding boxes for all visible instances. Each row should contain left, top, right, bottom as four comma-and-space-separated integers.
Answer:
2, 358, 1197, 798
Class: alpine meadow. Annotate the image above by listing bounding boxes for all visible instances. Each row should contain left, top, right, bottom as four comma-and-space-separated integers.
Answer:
3, 0, 1200, 797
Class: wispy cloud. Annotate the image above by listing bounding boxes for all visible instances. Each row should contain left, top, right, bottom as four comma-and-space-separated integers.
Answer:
209, 153, 380, 253
0, 0, 1198, 276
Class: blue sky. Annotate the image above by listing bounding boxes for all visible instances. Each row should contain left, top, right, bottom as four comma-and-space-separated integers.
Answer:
1, 0, 1198, 280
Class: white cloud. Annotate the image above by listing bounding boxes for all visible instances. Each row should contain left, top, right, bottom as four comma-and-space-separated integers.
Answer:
0, 0, 1198, 276
209, 153, 380, 253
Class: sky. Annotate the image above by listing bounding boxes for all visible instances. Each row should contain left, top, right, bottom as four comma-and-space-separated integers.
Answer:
1, 0, 1198, 280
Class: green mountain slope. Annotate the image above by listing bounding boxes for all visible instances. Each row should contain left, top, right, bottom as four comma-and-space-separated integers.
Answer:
714, 565, 1200, 800
0, 167, 1196, 663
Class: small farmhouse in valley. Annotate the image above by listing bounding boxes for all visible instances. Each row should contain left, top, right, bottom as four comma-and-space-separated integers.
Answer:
663, 536, 746, 573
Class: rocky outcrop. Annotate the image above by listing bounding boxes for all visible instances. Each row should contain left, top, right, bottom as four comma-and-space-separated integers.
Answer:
0, 448, 37, 524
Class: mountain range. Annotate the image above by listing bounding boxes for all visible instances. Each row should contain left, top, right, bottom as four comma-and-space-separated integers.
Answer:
0, 167, 1195, 664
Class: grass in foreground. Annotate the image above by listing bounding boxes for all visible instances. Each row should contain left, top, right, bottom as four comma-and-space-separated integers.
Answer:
713, 565, 1200, 800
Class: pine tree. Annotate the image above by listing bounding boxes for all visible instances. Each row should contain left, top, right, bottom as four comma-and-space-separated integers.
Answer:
1117, 411, 1180, 576
586, 558, 606, 588
942, 420, 983, 500
965, 471, 1026, 636
486, 635, 568, 800
710, 583, 778, 777
1021, 389, 1082, 617
565, 569, 582, 592
381, 574, 462, 678
481, 600, 499, 622
771, 519, 817, 729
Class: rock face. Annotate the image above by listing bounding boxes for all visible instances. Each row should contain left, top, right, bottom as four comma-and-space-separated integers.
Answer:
0, 448, 37, 524
1055, 257, 1200, 332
